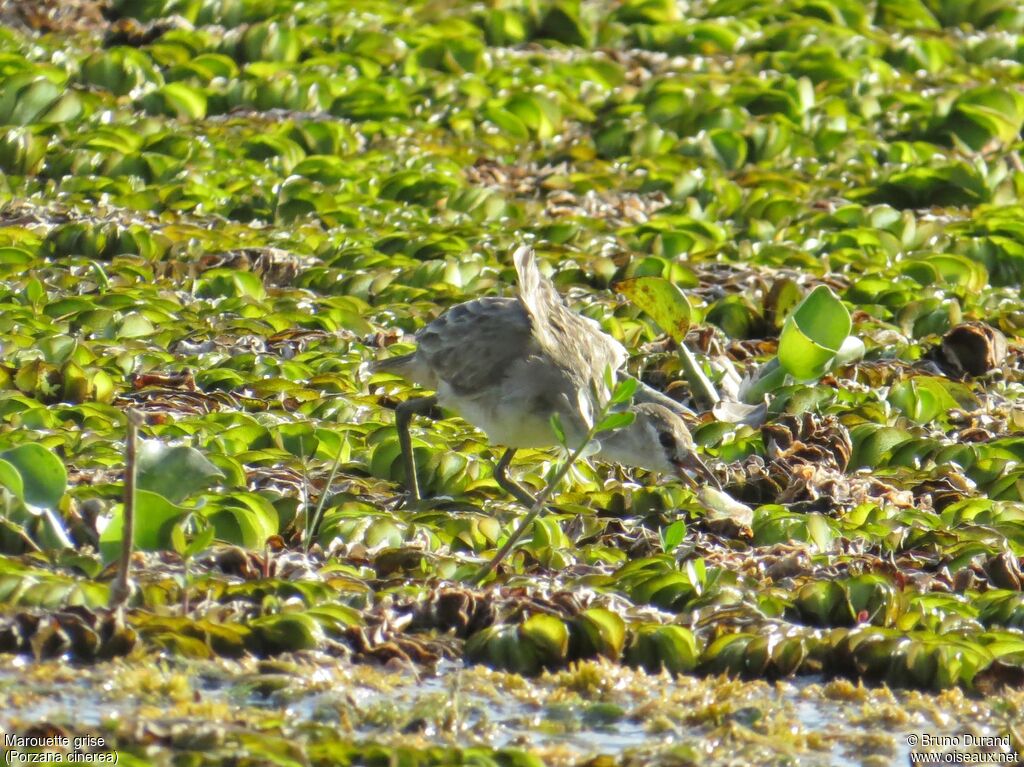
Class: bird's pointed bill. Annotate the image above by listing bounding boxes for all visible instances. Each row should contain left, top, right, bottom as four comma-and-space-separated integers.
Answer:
673, 452, 722, 491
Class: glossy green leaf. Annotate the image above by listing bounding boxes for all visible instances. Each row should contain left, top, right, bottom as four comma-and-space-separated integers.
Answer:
99, 490, 189, 564
616, 276, 693, 341
137, 441, 225, 504
0, 444, 66, 509
778, 286, 853, 380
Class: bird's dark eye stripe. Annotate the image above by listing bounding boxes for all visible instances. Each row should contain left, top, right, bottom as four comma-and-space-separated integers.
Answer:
659, 432, 676, 449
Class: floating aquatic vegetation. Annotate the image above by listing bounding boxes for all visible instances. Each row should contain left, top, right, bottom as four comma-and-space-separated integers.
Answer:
1, 0, 1024, 762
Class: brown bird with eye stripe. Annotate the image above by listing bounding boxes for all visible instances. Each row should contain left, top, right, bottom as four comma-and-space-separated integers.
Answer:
370, 246, 720, 504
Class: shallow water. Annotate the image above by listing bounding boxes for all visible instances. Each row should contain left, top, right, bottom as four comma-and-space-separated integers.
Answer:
0, 658, 1017, 766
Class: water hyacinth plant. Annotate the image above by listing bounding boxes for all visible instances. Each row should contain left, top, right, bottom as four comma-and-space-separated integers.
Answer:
0, 0, 1022, 763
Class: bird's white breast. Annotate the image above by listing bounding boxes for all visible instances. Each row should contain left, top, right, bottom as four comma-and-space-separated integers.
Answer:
434, 356, 591, 449
441, 387, 559, 448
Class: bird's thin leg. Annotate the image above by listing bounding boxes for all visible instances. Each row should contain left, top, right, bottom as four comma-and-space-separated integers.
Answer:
395, 395, 438, 502
493, 448, 537, 508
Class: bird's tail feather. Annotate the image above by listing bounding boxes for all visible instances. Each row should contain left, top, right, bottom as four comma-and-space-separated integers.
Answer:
359, 352, 417, 384
513, 245, 541, 301
366, 352, 415, 373
513, 245, 560, 321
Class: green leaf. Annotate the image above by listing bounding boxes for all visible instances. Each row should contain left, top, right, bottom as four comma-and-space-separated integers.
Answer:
38, 507, 74, 551
0, 458, 25, 500
278, 422, 319, 458
530, 516, 569, 550
777, 286, 852, 380
609, 375, 639, 407
185, 519, 215, 558
249, 613, 323, 653
172, 515, 215, 560
660, 520, 687, 552
537, 3, 591, 46
549, 413, 567, 445
614, 0, 681, 23
707, 295, 764, 339
889, 376, 963, 424
709, 128, 747, 170
519, 613, 569, 663
572, 608, 627, 660
626, 624, 700, 673
505, 93, 561, 140
595, 410, 636, 434
795, 581, 844, 625
115, 312, 155, 339
9, 79, 62, 125
154, 82, 207, 119
137, 441, 225, 504
0, 444, 67, 509
849, 425, 914, 470
202, 493, 278, 549
764, 278, 803, 330
806, 513, 834, 553
483, 105, 529, 140
170, 516, 186, 556
99, 489, 189, 564
616, 276, 693, 342
196, 269, 266, 300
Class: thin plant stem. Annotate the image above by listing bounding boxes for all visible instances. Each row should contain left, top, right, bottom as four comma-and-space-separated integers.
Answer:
0, 517, 41, 553
182, 553, 190, 615
677, 343, 719, 408
110, 408, 142, 609
471, 373, 638, 584
305, 435, 347, 551
471, 437, 592, 584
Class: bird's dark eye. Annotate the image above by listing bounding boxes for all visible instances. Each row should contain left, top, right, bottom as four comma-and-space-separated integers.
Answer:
659, 432, 677, 450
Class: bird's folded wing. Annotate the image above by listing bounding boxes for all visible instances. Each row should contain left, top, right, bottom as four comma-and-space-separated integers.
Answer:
416, 296, 535, 394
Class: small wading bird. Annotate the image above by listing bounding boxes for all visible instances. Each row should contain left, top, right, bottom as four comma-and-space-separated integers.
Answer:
369, 246, 720, 505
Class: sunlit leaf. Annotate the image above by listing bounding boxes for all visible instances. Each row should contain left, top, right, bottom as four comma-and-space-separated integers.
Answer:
778, 286, 853, 380
137, 441, 225, 504
0, 444, 66, 509
99, 490, 188, 564
616, 276, 693, 341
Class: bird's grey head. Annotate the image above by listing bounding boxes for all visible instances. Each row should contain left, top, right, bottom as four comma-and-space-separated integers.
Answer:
598, 403, 720, 489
